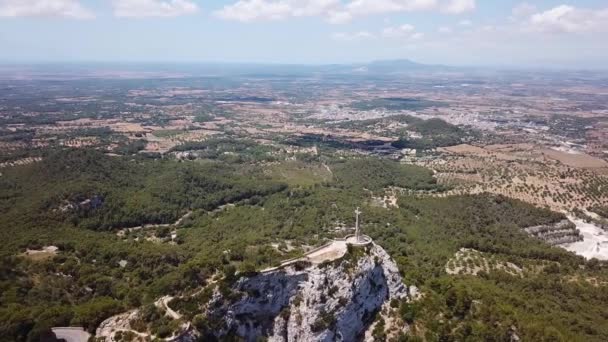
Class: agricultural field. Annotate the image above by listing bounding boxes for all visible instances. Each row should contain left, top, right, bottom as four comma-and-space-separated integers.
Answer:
422, 144, 608, 212
1, 66, 608, 341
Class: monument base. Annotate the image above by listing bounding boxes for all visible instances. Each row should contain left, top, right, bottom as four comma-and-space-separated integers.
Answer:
345, 234, 372, 246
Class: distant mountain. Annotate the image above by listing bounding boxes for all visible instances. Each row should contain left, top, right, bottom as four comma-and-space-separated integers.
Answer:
311, 59, 448, 75
0, 59, 452, 80
367, 59, 427, 71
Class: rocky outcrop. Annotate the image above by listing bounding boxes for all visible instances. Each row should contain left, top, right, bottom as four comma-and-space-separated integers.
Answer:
524, 219, 583, 245
95, 309, 195, 342
57, 195, 104, 213
203, 243, 412, 341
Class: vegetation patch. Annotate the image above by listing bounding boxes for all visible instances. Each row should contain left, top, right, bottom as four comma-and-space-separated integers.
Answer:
267, 161, 333, 187
445, 248, 525, 276
350, 98, 447, 111
332, 158, 444, 192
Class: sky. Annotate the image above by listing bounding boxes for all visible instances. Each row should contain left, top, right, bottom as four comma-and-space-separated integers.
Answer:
0, 0, 607, 68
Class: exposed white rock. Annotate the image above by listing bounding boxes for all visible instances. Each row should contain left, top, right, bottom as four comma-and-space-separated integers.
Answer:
96, 310, 144, 341
95, 309, 194, 342
561, 217, 608, 260
24, 245, 59, 256
203, 242, 413, 341
51, 327, 90, 342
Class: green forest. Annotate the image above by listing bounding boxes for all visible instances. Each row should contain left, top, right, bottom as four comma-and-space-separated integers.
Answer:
330, 115, 469, 149
1, 147, 607, 341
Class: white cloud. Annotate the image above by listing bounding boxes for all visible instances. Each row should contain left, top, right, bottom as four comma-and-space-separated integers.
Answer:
382, 23, 414, 36
326, 10, 352, 24
438, 26, 452, 34
345, 0, 437, 16
441, 0, 474, 14
364, 4, 606, 68
113, 0, 199, 18
458, 19, 471, 26
510, 2, 536, 20
411, 32, 424, 39
214, 0, 341, 22
480, 25, 496, 33
293, 0, 342, 16
382, 24, 418, 38
214, 0, 289, 21
334, 24, 422, 42
216, 0, 475, 23
331, 30, 374, 41
0, 0, 94, 19
529, 5, 608, 34
347, 0, 475, 16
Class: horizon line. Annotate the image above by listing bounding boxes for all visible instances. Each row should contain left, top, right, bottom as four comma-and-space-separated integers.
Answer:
0, 60, 606, 72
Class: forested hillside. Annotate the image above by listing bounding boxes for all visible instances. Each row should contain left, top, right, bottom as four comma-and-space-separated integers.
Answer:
0, 148, 607, 341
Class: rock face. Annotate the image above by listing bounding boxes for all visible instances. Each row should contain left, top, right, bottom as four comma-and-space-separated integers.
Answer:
524, 219, 583, 245
58, 195, 104, 213
205, 243, 411, 341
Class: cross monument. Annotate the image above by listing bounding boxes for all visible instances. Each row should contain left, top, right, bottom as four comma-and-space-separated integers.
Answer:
355, 207, 362, 243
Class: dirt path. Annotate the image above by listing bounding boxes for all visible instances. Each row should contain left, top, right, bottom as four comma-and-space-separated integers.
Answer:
322, 163, 333, 176
156, 296, 182, 320
117, 211, 192, 237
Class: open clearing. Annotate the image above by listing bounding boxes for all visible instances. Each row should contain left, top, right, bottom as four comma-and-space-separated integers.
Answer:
267, 161, 333, 186
541, 148, 608, 168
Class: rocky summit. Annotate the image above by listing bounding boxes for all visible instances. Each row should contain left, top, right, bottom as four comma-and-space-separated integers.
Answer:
200, 243, 415, 341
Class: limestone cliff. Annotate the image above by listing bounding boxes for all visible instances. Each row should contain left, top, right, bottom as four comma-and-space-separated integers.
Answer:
201, 243, 413, 341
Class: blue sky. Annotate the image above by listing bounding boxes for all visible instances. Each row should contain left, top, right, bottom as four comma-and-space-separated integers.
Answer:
0, 0, 607, 68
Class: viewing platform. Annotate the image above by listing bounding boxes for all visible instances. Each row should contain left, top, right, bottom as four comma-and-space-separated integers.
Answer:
261, 207, 372, 273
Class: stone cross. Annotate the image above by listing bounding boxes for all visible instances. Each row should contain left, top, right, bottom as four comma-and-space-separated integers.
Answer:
355, 207, 362, 242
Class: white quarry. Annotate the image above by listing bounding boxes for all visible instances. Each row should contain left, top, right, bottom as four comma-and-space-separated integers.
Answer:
561, 217, 608, 260
524, 219, 582, 246
523, 213, 608, 261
